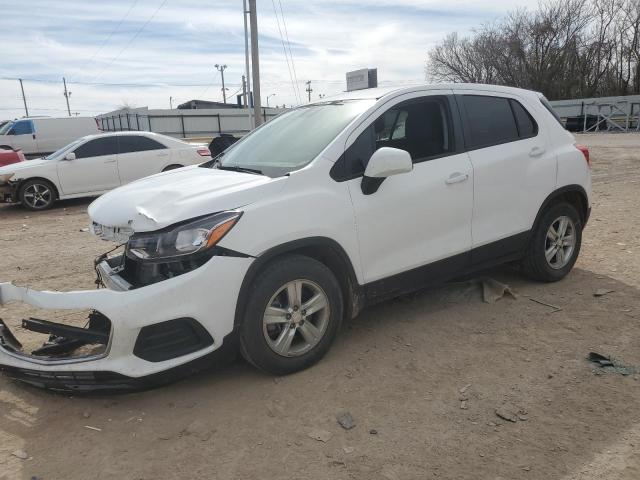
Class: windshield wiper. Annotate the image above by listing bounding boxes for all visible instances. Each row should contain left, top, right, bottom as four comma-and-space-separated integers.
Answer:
216, 165, 263, 175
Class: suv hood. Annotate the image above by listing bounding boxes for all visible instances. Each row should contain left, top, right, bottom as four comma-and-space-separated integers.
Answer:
88, 165, 286, 232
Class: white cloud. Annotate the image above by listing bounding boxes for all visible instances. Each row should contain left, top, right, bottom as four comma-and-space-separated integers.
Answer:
0, 0, 539, 119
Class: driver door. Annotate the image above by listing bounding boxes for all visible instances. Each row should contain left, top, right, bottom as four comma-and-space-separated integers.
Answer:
57, 137, 121, 195
337, 92, 473, 292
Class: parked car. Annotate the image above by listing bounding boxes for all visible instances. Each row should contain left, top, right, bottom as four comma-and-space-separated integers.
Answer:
0, 84, 591, 391
0, 131, 211, 210
0, 116, 100, 158
0, 147, 26, 167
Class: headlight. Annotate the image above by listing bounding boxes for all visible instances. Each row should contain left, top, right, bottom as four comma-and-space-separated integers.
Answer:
127, 211, 242, 260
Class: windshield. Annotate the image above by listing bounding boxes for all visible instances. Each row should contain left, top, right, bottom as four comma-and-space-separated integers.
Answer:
214, 99, 375, 177
0, 121, 14, 135
43, 138, 85, 160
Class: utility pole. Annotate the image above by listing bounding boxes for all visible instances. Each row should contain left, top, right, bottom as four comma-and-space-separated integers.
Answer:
19, 79, 29, 117
242, 75, 247, 107
215, 64, 228, 103
249, 0, 263, 126
169, 96, 173, 109
306, 81, 313, 102
62, 77, 72, 116
243, 0, 254, 128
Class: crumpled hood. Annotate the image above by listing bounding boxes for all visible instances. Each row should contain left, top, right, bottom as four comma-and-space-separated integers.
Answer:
88, 165, 286, 232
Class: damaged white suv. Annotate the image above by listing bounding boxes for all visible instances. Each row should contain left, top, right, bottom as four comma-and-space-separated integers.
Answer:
0, 84, 591, 391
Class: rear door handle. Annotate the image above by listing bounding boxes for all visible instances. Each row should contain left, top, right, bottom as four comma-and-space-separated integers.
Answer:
104, 159, 116, 164
445, 172, 469, 185
529, 146, 546, 157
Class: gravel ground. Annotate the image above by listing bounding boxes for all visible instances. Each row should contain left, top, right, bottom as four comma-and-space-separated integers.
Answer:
0, 133, 639, 480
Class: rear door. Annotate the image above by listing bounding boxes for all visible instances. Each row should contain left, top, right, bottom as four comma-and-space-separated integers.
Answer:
336, 92, 474, 288
57, 137, 120, 195
116, 135, 170, 184
456, 92, 556, 265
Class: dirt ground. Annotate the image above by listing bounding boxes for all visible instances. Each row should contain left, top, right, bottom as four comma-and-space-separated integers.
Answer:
0, 133, 639, 480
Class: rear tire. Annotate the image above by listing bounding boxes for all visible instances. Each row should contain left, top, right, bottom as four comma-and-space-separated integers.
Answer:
521, 202, 582, 282
19, 179, 57, 211
239, 254, 343, 375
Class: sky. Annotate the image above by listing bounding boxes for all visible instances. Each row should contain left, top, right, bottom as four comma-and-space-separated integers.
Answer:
0, 0, 539, 119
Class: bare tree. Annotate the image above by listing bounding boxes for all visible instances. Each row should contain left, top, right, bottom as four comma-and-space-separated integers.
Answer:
427, 0, 640, 99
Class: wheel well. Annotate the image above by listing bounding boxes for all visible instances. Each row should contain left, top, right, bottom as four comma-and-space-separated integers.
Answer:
543, 187, 589, 225
16, 177, 59, 200
234, 239, 364, 328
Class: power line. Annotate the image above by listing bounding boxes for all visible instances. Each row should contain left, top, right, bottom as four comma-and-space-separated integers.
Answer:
278, 0, 302, 104
271, 0, 300, 104
91, 0, 169, 82
82, 0, 140, 72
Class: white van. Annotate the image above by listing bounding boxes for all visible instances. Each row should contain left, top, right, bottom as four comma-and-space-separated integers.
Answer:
0, 117, 100, 158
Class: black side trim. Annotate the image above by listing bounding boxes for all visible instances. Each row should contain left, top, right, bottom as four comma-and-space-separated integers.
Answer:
365, 251, 470, 303
133, 318, 214, 363
470, 231, 530, 269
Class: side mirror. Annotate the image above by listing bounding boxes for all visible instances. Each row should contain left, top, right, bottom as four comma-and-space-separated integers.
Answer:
64, 152, 76, 161
361, 147, 412, 195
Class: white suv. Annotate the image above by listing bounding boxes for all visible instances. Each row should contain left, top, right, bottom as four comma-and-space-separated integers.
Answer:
0, 84, 591, 391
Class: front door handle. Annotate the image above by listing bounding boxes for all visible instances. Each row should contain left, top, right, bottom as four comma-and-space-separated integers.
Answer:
104, 159, 116, 164
529, 146, 546, 157
445, 172, 469, 185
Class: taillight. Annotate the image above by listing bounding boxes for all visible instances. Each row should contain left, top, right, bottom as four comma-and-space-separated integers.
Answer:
575, 144, 590, 168
197, 147, 211, 157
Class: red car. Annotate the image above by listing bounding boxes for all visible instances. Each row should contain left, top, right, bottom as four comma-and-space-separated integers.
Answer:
0, 147, 26, 167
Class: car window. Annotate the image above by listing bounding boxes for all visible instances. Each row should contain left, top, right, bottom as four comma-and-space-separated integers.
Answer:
510, 100, 538, 139
74, 137, 119, 159
540, 96, 565, 127
332, 96, 455, 180
117, 135, 166, 154
462, 95, 519, 149
9, 120, 34, 136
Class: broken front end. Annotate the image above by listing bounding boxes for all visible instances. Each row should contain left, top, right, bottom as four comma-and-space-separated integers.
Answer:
0, 213, 254, 392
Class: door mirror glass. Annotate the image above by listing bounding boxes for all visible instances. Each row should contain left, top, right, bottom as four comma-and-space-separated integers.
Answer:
64, 152, 76, 161
364, 147, 412, 178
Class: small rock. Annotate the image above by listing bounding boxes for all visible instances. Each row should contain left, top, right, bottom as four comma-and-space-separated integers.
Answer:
459, 384, 472, 394
460, 401, 468, 410
518, 414, 529, 421
594, 288, 614, 297
369, 429, 378, 435
495, 407, 518, 423
308, 429, 333, 443
343, 446, 355, 454
12, 450, 29, 460
82, 411, 91, 419
523, 466, 531, 472
336, 412, 356, 430
79, 227, 89, 233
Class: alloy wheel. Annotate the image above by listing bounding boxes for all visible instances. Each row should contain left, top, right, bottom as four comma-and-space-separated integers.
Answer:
262, 279, 330, 357
23, 183, 53, 209
545, 215, 576, 269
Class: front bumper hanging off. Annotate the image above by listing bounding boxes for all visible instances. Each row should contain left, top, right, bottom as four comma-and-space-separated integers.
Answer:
0, 254, 253, 392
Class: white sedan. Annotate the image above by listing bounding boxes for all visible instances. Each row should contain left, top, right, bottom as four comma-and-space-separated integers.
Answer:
0, 131, 212, 210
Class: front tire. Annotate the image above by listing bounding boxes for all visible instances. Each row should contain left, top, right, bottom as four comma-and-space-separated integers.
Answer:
19, 179, 57, 211
239, 254, 343, 375
521, 202, 582, 282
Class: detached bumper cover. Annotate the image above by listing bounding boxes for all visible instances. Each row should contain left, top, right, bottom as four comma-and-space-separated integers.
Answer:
0, 255, 253, 391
